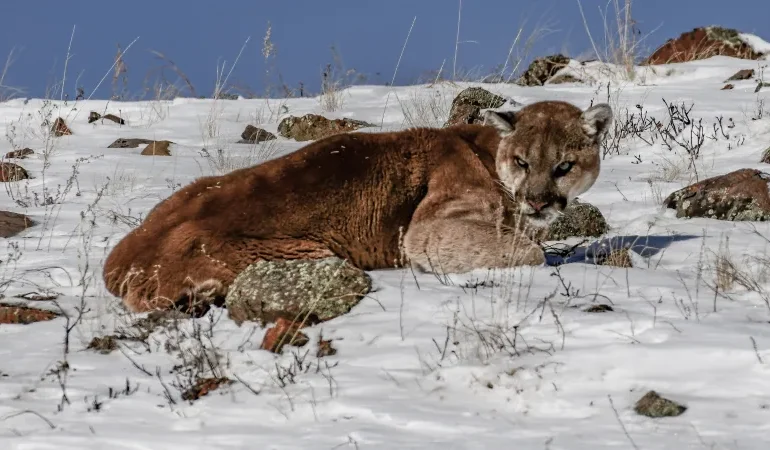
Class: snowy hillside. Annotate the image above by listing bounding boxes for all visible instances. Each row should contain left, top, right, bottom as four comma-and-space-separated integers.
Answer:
1, 55, 770, 449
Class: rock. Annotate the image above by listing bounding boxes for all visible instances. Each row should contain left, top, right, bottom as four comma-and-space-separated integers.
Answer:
4, 148, 34, 159
547, 199, 609, 240
0, 303, 59, 325
444, 87, 507, 127
140, 140, 172, 156
87, 336, 119, 354
51, 117, 72, 137
645, 26, 764, 64
88, 111, 125, 125
664, 168, 770, 221
725, 69, 755, 81
316, 336, 337, 357
634, 391, 687, 418
277, 114, 374, 142
181, 377, 233, 402
226, 257, 372, 326
0, 163, 29, 182
239, 125, 277, 144
515, 54, 571, 86
583, 304, 614, 313
721, 84, 735, 90
755, 82, 770, 93
260, 318, 310, 353
108, 138, 157, 148
0, 211, 35, 238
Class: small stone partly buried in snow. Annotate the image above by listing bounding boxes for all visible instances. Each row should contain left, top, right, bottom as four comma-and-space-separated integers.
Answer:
51, 117, 72, 136
0, 211, 35, 238
0, 163, 29, 182
721, 84, 735, 90
583, 304, 614, 313
108, 138, 157, 148
238, 124, 277, 144
87, 336, 119, 354
260, 318, 310, 354
725, 69, 754, 81
88, 111, 125, 125
4, 148, 34, 159
634, 391, 687, 418
140, 140, 172, 156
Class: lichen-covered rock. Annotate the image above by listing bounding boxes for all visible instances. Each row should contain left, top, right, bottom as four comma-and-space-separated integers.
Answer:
634, 391, 687, 418
443, 87, 507, 127
0, 163, 29, 182
664, 168, 770, 221
277, 114, 374, 142
226, 257, 372, 326
515, 54, 571, 86
239, 124, 276, 144
645, 26, 764, 64
547, 199, 609, 240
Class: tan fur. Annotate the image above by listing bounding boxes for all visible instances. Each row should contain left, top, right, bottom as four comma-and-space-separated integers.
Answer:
103, 100, 611, 313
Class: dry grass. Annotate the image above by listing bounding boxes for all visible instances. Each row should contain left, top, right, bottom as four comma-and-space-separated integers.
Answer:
576, 0, 660, 80
396, 88, 454, 129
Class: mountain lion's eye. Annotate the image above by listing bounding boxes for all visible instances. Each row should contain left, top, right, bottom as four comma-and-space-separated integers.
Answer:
515, 157, 529, 169
554, 161, 574, 177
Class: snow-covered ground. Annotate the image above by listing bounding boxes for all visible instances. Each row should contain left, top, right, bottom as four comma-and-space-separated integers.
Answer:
1, 55, 770, 449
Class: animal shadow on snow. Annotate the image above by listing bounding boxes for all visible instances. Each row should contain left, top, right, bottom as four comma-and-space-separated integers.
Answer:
545, 234, 701, 266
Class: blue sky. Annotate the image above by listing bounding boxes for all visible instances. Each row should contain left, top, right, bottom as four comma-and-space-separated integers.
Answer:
1, 0, 768, 99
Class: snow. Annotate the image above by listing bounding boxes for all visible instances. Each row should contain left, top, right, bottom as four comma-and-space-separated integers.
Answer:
740, 33, 770, 57
2, 56, 770, 449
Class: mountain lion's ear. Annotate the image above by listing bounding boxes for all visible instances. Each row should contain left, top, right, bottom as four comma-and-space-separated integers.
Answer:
581, 103, 613, 141
482, 110, 516, 135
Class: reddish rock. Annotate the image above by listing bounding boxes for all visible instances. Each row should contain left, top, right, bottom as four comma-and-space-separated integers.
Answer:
181, 377, 233, 402
4, 148, 34, 159
0, 163, 28, 182
0, 211, 35, 237
646, 27, 764, 64
721, 84, 735, 90
664, 168, 770, 221
0, 304, 59, 324
260, 318, 310, 353
316, 337, 337, 357
52, 117, 72, 137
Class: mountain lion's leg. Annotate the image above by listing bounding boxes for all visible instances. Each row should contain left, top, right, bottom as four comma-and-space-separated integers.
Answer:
403, 218, 545, 274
